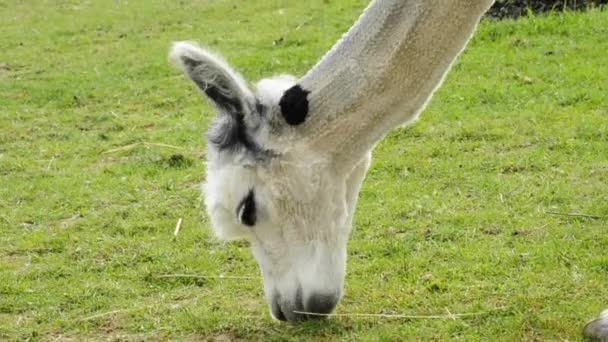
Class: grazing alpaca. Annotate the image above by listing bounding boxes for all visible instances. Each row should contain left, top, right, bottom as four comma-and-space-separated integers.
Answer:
584, 309, 608, 340
170, 0, 496, 322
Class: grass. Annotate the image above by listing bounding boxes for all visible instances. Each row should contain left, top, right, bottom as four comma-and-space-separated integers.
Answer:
1, 0, 607, 340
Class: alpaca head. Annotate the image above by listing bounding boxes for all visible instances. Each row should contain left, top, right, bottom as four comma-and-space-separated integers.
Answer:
169, 42, 370, 321
170, 0, 494, 322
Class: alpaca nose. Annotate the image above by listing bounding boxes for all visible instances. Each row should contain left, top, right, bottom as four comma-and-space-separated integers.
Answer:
305, 292, 339, 317
270, 292, 339, 322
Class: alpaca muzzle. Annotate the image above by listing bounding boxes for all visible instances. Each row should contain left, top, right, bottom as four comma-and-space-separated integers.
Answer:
271, 290, 340, 322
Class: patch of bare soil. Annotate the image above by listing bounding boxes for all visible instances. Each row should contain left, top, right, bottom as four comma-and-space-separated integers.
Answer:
486, 0, 607, 19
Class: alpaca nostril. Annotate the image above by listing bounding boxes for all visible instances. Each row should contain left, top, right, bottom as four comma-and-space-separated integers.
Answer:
305, 293, 339, 318
271, 294, 305, 322
271, 296, 287, 321
271, 301, 287, 321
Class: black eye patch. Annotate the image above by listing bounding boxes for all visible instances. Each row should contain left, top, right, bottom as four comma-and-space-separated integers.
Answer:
236, 189, 257, 226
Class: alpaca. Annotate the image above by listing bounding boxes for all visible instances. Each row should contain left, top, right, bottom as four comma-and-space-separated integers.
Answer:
170, 0, 496, 322
584, 309, 608, 340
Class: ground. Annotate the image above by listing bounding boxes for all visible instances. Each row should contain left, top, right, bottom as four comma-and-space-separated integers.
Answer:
486, 0, 608, 19
0, 0, 607, 341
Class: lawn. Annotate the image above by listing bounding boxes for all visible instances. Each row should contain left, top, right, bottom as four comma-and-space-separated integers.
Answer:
1, 0, 607, 340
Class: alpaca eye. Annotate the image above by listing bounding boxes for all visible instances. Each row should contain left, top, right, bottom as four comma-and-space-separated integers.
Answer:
236, 190, 256, 226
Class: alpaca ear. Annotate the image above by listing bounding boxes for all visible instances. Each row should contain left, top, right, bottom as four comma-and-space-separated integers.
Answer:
170, 42, 254, 114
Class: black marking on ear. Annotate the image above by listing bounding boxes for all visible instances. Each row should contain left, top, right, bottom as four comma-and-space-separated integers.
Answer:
255, 99, 266, 117
207, 96, 269, 153
236, 189, 256, 226
207, 113, 257, 152
180, 56, 242, 113
279, 85, 310, 126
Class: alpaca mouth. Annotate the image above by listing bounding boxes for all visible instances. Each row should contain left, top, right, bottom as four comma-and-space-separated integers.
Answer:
271, 291, 338, 322
272, 303, 287, 321
270, 294, 302, 322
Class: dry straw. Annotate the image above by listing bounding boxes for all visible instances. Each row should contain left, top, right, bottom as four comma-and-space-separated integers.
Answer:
294, 306, 510, 320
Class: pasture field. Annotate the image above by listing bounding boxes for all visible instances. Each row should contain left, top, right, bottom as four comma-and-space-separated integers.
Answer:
1, 0, 607, 340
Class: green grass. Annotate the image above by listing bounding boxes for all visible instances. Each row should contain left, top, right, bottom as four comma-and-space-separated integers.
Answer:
1, 0, 607, 340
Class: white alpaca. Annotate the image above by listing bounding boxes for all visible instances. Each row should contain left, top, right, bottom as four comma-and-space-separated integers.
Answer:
170, 0, 496, 322
584, 309, 608, 340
